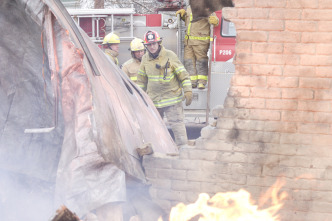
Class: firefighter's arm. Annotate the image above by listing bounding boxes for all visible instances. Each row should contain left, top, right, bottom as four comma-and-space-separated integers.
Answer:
208, 12, 219, 26
171, 58, 192, 93
175, 65, 192, 106
171, 56, 193, 106
137, 62, 148, 91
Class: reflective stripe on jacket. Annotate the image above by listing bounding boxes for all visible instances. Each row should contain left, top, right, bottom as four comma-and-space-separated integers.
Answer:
137, 46, 192, 108
122, 58, 140, 83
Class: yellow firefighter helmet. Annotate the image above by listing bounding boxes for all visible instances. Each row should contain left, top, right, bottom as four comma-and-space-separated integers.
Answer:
130, 38, 145, 51
102, 32, 120, 44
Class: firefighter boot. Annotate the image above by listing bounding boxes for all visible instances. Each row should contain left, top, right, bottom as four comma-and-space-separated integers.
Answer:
196, 59, 208, 89
184, 59, 197, 88
198, 83, 205, 89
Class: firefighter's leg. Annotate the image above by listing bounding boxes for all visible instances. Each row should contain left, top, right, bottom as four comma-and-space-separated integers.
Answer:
184, 45, 197, 88
157, 107, 165, 119
164, 102, 188, 146
192, 44, 210, 89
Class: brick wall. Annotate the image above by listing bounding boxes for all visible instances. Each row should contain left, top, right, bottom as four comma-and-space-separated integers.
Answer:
142, 1, 332, 220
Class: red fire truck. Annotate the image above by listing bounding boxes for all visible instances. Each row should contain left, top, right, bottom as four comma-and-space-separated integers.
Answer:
68, 5, 236, 125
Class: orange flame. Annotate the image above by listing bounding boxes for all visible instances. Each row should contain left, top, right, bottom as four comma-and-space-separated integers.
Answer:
161, 178, 287, 221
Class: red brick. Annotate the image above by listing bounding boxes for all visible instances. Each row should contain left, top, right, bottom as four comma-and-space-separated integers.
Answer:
282, 88, 314, 99
312, 135, 332, 146
252, 43, 283, 54
237, 8, 269, 19
232, 75, 266, 87
299, 78, 331, 89
232, 0, 254, 8
249, 76, 267, 87
252, 20, 284, 31
224, 97, 235, 108
255, 0, 286, 8
315, 90, 332, 100
287, 0, 318, 9
318, 0, 332, 9
298, 100, 331, 112
231, 75, 250, 87
228, 86, 251, 97
236, 42, 252, 53
269, 31, 302, 43
269, 9, 302, 20
280, 133, 313, 145
284, 66, 315, 77
316, 67, 332, 78
235, 53, 267, 65
248, 131, 280, 143
235, 98, 266, 108
231, 19, 252, 30
251, 88, 281, 98
233, 119, 265, 131
314, 112, 332, 124
300, 55, 332, 66
217, 152, 248, 164
298, 123, 330, 134
264, 121, 297, 133
285, 21, 317, 32
224, 96, 235, 108
262, 165, 295, 177
282, 157, 313, 168
235, 64, 252, 75
267, 76, 299, 88
316, 44, 332, 55
237, 31, 268, 42
249, 109, 281, 121
284, 43, 315, 55
302, 32, 332, 43
268, 54, 299, 65
221, 7, 237, 21
302, 9, 332, 20
282, 111, 314, 122
252, 65, 282, 76
266, 99, 298, 110
318, 21, 332, 31
312, 202, 332, 213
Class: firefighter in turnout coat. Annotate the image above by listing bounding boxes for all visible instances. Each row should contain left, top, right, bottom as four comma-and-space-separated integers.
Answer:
122, 38, 145, 83
176, 5, 219, 89
102, 32, 120, 66
137, 30, 193, 147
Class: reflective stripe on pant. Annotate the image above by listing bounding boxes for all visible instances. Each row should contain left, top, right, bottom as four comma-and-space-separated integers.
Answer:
157, 102, 188, 146
184, 43, 210, 85
196, 58, 208, 85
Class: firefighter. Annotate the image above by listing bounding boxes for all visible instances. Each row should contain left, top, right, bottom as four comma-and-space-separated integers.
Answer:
102, 32, 120, 65
176, 5, 219, 89
121, 38, 146, 83
137, 30, 192, 147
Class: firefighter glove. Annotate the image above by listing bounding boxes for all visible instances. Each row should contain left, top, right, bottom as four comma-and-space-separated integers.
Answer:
176, 9, 186, 18
208, 15, 219, 26
182, 91, 193, 106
